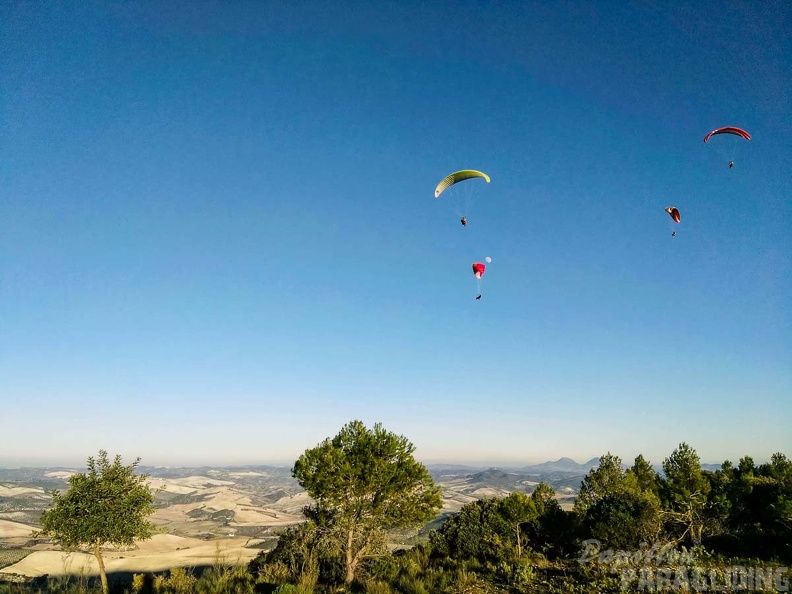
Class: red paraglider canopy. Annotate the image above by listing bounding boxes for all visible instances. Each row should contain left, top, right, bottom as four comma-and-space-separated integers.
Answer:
665, 206, 681, 224
472, 262, 486, 279
703, 126, 751, 143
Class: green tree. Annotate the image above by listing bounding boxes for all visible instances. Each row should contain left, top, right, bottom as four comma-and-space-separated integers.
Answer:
530, 482, 559, 517
573, 453, 624, 515
430, 498, 496, 561
714, 453, 792, 562
661, 443, 711, 545
703, 461, 733, 537
36, 450, 156, 594
292, 420, 443, 584
498, 492, 537, 559
250, 520, 335, 589
756, 453, 792, 562
583, 489, 662, 549
523, 482, 577, 557
627, 455, 660, 496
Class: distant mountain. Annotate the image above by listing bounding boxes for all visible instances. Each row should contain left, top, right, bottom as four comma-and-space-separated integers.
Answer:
518, 457, 601, 473
464, 469, 528, 491
425, 464, 488, 475
651, 462, 723, 476
135, 464, 293, 479
700, 463, 722, 472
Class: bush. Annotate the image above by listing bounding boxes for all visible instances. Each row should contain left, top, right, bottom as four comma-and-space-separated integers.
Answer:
363, 555, 399, 582
359, 579, 394, 594
272, 585, 311, 594
395, 574, 429, 594
255, 560, 291, 585
194, 565, 254, 594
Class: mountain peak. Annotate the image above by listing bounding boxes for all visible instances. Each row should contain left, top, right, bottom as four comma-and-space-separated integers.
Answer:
517, 456, 601, 473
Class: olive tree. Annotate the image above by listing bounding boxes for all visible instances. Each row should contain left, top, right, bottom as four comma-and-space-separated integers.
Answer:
36, 450, 157, 594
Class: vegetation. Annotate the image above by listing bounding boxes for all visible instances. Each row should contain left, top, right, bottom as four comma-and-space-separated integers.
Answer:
247, 433, 792, 592
6, 428, 790, 593
290, 420, 443, 584
34, 450, 157, 594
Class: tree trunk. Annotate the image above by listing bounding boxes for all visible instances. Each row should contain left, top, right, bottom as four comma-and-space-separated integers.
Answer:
692, 520, 703, 546
93, 541, 108, 594
516, 526, 522, 559
344, 528, 355, 583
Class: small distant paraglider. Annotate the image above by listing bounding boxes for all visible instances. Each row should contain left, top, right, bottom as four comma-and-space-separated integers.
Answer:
434, 169, 490, 226
703, 126, 751, 169
703, 126, 751, 143
665, 206, 681, 223
665, 206, 681, 236
473, 258, 491, 300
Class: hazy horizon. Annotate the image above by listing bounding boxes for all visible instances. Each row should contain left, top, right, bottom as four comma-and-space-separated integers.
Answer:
0, 449, 768, 471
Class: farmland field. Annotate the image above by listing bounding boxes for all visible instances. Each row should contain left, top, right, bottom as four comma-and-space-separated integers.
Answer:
0, 549, 31, 570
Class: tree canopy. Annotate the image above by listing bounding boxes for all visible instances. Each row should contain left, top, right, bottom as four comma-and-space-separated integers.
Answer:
291, 420, 443, 583
37, 450, 157, 594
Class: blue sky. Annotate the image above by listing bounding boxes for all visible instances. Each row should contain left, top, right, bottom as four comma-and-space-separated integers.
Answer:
2, 1, 790, 468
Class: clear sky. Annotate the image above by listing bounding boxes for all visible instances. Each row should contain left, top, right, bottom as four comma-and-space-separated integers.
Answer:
2, 1, 790, 469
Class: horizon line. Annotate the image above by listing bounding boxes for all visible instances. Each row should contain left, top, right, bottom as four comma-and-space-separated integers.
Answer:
0, 454, 735, 471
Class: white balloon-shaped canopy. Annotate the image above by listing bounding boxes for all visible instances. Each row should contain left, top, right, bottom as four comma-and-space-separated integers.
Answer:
485, 257, 492, 263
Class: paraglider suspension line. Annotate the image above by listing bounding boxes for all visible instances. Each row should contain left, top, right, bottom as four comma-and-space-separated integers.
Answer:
452, 185, 475, 220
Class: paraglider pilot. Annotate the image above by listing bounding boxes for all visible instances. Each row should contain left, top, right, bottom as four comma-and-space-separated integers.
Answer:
476, 294, 482, 300
729, 161, 734, 169
460, 217, 467, 226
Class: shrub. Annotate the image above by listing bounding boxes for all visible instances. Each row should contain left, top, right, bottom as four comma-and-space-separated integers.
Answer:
194, 565, 254, 594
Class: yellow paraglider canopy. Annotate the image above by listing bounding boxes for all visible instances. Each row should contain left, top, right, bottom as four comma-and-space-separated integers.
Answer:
434, 170, 490, 198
